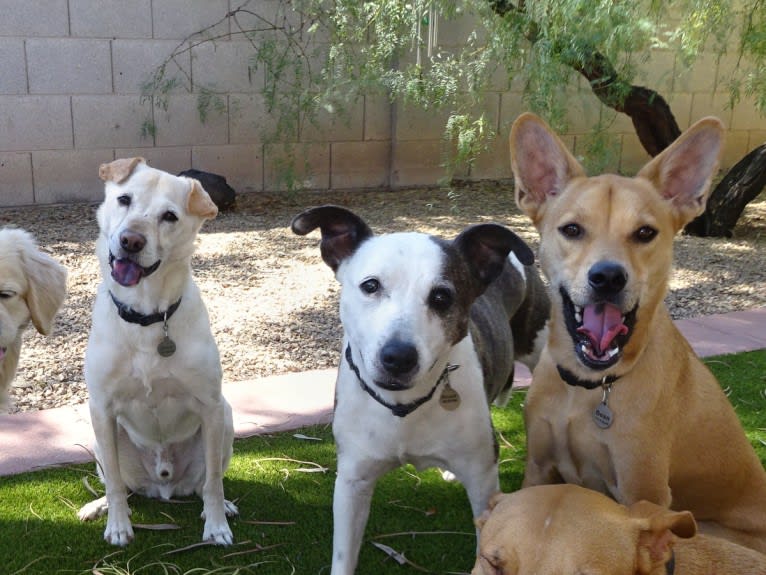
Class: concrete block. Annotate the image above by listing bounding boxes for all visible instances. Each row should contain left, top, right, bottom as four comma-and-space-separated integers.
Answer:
468, 137, 512, 181
720, 131, 750, 172
689, 92, 733, 129
0, 96, 72, 152
301, 99, 364, 143
364, 95, 392, 141
0, 153, 34, 206
674, 52, 717, 94
32, 149, 114, 204
665, 92, 693, 129
73, 96, 154, 149
264, 142, 329, 191
639, 50, 675, 94
391, 140, 444, 187
394, 102, 451, 141
27, 39, 112, 95
730, 96, 766, 131
115, 146, 192, 175
155, 94, 228, 146
192, 144, 263, 192
229, 94, 280, 144
70, 0, 152, 38
618, 133, 652, 175
748, 131, 766, 150
152, 0, 229, 40
113, 39, 191, 94
0, 0, 68, 36
192, 41, 263, 93
331, 140, 390, 189
0, 40, 26, 95
498, 91, 526, 137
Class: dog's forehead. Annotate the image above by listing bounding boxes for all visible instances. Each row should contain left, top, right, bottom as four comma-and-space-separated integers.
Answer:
346, 232, 449, 279
106, 165, 190, 207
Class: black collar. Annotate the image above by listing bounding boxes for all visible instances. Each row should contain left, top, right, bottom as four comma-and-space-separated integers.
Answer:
109, 291, 182, 327
345, 344, 457, 417
556, 364, 620, 390
666, 549, 676, 575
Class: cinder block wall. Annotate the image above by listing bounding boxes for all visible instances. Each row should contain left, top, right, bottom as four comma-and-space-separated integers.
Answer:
1, 1, 764, 207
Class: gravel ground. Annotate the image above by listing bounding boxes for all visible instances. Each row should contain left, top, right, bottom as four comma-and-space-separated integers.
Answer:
4, 181, 766, 413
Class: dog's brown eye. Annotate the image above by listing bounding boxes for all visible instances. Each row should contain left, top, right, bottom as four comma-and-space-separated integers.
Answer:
117, 194, 131, 207
162, 211, 178, 223
0, 290, 15, 299
429, 287, 453, 312
559, 223, 583, 239
634, 225, 657, 243
360, 278, 379, 294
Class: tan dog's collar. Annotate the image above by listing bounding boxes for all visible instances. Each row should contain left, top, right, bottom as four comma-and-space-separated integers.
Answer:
556, 364, 620, 390
109, 291, 182, 327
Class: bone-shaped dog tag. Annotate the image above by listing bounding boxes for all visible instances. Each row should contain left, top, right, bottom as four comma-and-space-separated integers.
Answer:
440, 383, 461, 411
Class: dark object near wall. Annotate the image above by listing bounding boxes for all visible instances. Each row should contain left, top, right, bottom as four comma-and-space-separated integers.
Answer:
178, 169, 237, 211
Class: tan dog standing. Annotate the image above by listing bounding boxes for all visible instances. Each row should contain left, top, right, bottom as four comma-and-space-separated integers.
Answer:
509, 113, 766, 553
472, 484, 766, 575
0, 229, 67, 409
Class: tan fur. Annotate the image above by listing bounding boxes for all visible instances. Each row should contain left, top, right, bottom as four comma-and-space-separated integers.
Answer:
471, 485, 766, 575
0, 228, 67, 409
509, 113, 766, 553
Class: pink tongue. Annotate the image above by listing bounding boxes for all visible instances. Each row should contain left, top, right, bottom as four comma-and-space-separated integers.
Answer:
577, 303, 629, 356
111, 259, 143, 287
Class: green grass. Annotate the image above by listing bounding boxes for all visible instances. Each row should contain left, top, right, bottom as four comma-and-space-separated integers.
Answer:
1, 350, 763, 574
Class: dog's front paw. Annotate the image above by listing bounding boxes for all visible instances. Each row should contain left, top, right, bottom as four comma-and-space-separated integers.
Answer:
104, 513, 134, 546
77, 496, 108, 521
202, 519, 234, 546
223, 499, 239, 517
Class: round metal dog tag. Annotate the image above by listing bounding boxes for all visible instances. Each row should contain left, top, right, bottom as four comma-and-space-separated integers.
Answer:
157, 336, 176, 357
440, 383, 461, 411
593, 402, 613, 429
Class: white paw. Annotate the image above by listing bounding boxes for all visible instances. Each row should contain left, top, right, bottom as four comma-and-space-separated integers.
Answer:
77, 496, 108, 521
104, 513, 134, 546
202, 520, 234, 546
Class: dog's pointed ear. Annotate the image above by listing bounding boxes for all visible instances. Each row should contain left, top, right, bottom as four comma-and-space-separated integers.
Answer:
510, 113, 585, 224
454, 224, 533, 289
291, 205, 373, 272
637, 116, 724, 231
99, 157, 146, 184
15, 230, 67, 335
628, 501, 696, 575
186, 178, 218, 219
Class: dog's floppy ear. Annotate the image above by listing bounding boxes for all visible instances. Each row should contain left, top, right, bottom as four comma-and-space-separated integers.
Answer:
454, 223, 533, 288
509, 113, 585, 224
628, 500, 697, 575
16, 231, 67, 335
291, 205, 373, 272
99, 157, 146, 184
186, 178, 218, 220
637, 116, 724, 231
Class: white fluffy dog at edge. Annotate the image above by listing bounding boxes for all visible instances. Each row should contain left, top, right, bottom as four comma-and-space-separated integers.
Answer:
0, 228, 67, 410
77, 157, 238, 547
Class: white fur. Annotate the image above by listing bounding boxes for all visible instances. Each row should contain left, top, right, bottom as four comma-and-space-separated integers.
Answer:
0, 228, 66, 410
78, 160, 237, 547
330, 233, 500, 575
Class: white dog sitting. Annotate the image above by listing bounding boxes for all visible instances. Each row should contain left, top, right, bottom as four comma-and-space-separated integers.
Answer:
77, 158, 237, 546
0, 228, 67, 410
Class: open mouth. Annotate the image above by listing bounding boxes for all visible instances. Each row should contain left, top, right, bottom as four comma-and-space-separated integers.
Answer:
109, 252, 161, 287
374, 378, 411, 391
560, 286, 637, 370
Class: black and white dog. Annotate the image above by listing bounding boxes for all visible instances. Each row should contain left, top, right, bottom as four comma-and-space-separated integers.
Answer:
291, 206, 549, 574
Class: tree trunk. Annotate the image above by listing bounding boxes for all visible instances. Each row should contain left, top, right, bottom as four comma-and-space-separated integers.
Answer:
685, 143, 766, 237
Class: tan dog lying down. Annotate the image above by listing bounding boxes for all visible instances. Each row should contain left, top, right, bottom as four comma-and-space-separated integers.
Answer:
509, 113, 766, 553
0, 228, 67, 409
472, 485, 766, 575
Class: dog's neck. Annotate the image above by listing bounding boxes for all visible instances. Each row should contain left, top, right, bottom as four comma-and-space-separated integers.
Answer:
109, 290, 182, 327
344, 344, 458, 417
556, 364, 620, 390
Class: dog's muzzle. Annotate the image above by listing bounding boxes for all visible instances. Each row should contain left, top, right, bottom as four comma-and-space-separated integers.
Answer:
376, 339, 419, 390
109, 252, 161, 287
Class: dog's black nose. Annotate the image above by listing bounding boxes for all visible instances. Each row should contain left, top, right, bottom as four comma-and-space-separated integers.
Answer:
380, 340, 418, 375
119, 230, 146, 253
588, 261, 628, 297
